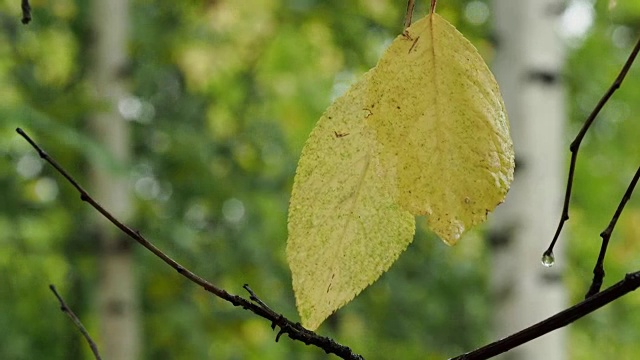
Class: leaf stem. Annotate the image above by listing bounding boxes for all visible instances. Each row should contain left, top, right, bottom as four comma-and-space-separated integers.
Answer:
403, 0, 416, 30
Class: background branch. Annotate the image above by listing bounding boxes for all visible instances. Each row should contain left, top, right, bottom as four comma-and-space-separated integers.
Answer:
17, 128, 363, 360
49, 285, 102, 360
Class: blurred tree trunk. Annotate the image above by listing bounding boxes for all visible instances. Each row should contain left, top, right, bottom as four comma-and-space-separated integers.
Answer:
88, 0, 140, 359
489, 1, 567, 359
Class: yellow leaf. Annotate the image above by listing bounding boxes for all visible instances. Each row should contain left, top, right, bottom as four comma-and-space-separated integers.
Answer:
287, 12, 513, 329
287, 73, 415, 330
366, 13, 513, 244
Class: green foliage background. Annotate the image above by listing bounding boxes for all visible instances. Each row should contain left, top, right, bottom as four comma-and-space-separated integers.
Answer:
0, 0, 638, 359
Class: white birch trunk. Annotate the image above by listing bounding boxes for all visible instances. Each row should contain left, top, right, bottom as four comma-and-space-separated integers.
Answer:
88, 0, 140, 359
490, 1, 567, 359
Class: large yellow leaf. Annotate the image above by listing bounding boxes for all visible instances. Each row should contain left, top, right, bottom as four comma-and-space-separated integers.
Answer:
366, 13, 513, 244
287, 12, 513, 329
287, 72, 415, 330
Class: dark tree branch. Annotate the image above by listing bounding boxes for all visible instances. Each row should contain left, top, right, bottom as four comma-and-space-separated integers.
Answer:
21, 0, 31, 24
451, 271, 640, 360
17, 128, 364, 360
543, 35, 640, 261
585, 165, 640, 297
49, 285, 102, 360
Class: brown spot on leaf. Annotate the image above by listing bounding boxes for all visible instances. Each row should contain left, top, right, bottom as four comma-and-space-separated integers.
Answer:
408, 36, 420, 53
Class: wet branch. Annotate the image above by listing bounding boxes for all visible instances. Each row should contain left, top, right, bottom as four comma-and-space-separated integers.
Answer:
49, 285, 102, 360
543, 35, 640, 267
17, 128, 363, 360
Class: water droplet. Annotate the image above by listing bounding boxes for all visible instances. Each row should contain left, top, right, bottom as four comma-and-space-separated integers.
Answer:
541, 252, 555, 267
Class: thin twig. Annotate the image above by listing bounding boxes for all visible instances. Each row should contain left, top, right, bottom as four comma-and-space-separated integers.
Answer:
543, 35, 640, 261
244, 284, 275, 314
21, 0, 31, 24
431, 0, 437, 14
49, 285, 102, 360
585, 165, 640, 298
403, 0, 416, 30
244, 284, 289, 341
17, 128, 364, 360
451, 271, 640, 360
